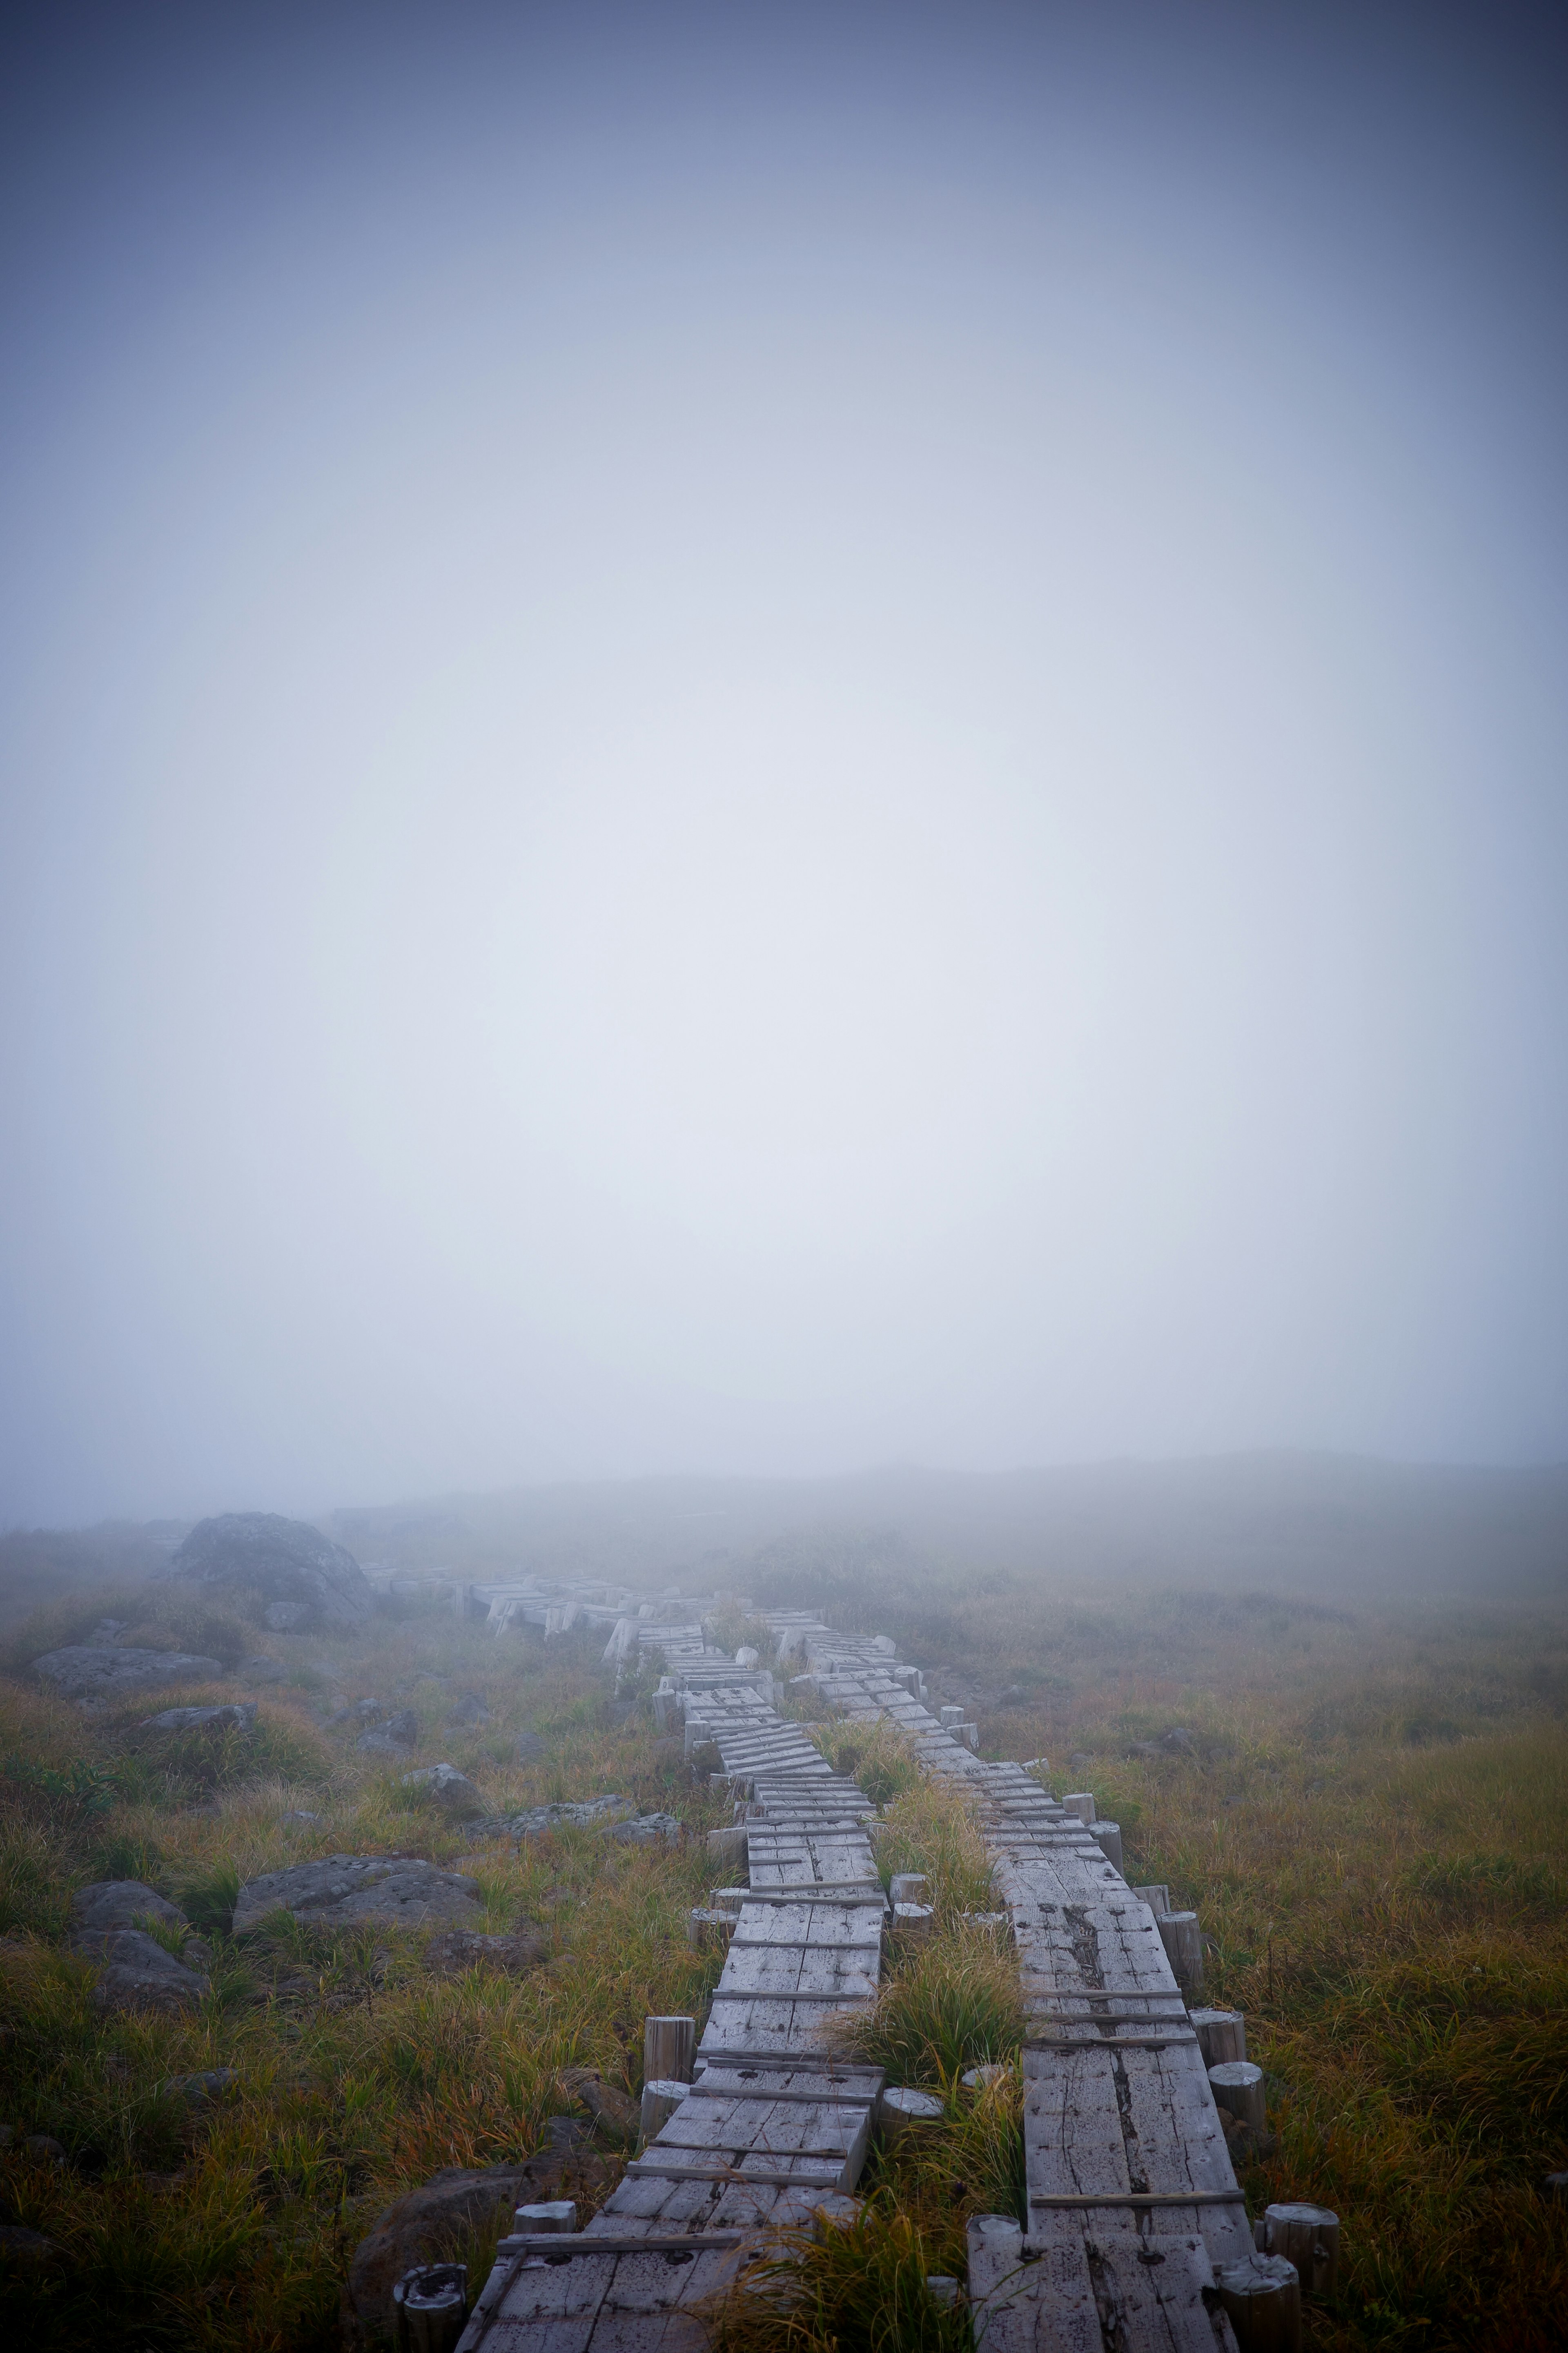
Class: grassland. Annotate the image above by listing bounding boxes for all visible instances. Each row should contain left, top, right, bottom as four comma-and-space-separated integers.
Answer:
0, 1544, 1564, 2351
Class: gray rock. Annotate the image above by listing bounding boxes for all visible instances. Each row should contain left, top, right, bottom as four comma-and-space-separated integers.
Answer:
31, 1647, 224, 1699
443, 1692, 491, 1728
22, 2134, 67, 2164
86, 1619, 128, 1644
612, 1811, 682, 1847
504, 1794, 636, 1839
70, 1928, 208, 2013
240, 1656, 287, 1682
263, 1600, 310, 1632
280, 1809, 321, 1825
165, 1512, 374, 1632
352, 1698, 385, 1724
0, 2224, 58, 2259
141, 1702, 257, 1735
72, 1880, 188, 1934
401, 1764, 485, 1816
1161, 1727, 1198, 1754
167, 2068, 236, 2105
514, 1729, 547, 1763
232, 1855, 483, 1936
357, 1709, 418, 1757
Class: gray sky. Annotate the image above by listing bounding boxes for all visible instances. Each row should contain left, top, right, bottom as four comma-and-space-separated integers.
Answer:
3, 2, 1566, 1525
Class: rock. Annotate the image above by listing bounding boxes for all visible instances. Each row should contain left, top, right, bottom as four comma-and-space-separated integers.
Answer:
69, 1929, 208, 2014
353, 1699, 385, 1724
513, 1729, 547, 1763
509, 1794, 635, 1838
443, 1692, 491, 1728
612, 1811, 682, 1847
140, 1702, 257, 1735
357, 1711, 418, 1757
557, 2067, 639, 2137
401, 1764, 484, 1816
1127, 1741, 1163, 1760
280, 1809, 321, 1825
0, 2225, 57, 2260
540, 2115, 595, 2155
232, 1856, 482, 1936
241, 1656, 287, 1683
423, 1926, 548, 1977
72, 1880, 188, 1934
165, 1512, 375, 1632
1161, 1727, 1198, 1754
168, 2068, 236, 2105
1068, 1751, 1094, 1769
86, 1619, 128, 1644
31, 1647, 224, 1699
348, 2155, 612, 2334
22, 2134, 67, 2164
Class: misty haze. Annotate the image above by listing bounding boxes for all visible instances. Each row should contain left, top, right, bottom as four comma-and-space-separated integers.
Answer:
0, 6, 1564, 2351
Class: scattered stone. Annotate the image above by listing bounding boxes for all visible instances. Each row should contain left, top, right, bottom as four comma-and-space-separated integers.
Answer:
513, 1729, 547, 1763
168, 2068, 236, 2105
241, 1656, 287, 1683
31, 1647, 225, 1699
0, 2225, 58, 2260
443, 1692, 491, 1729
1161, 1727, 1198, 1754
164, 1512, 375, 1632
22, 2134, 67, 2164
69, 1928, 208, 2014
280, 1809, 321, 1825
423, 1927, 548, 1977
1068, 1751, 1094, 1769
232, 1856, 482, 1936
401, 1764, 484, 1816
348, 2154, 611, 2335
72, 1880, 188, 1935
557, 2067, 639, 2137
612, 1811, 682, 1847
86, 1619, 129, 1644
1127, 1741, 1163, 1760
140, 1702, 257, 1735
352, 1699, 385, 1724
541, 2115, 595, 2155
357, 1710, 419, 1757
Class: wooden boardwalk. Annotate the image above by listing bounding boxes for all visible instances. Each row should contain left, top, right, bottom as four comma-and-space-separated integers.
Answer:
457, 1595, 1247, 2353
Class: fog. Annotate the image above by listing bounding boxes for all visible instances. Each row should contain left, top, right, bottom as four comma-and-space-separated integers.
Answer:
2, 2, 1566, 1526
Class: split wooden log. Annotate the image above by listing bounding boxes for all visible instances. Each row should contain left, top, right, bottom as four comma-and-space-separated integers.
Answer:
392, 2262, 467, 2353
514, 2201, 577, 2233
1215, 2252, 1302, 2353
1133, 1882, 1171, 1914
1263, 2203, 1340, 2296
888, 1873, 929, 1905
682, 1716, 711, 1758
1062, 1791, 1096, 1825
644, 2014, 697, 2084
1191, 2007, 1247, 2066
940, 1705, 965, 1729
1089, 1819, 1123, 1870
1209, 2059, 1267, 2135
889, 1901, 936, 1941
1157, 1907, 1205, 1993
878, 2085, 945, 2141
706, 1825, 748, 1867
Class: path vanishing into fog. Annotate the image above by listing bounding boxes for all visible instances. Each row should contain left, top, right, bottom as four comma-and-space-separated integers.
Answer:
454, 1588, 1249, 2353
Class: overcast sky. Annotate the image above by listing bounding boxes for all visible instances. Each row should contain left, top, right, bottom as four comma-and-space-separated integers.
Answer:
2, 1, 1566, 1526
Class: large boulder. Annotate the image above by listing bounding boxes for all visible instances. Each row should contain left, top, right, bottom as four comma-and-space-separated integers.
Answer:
232, 1856, 482, 1937
70, 1927, 207, 2013
347, 2153, 612, 2337
165, 1513, 374, 1632
401, 1764, 484, 1816
72, 1880, 188, 1934
32, 1648, 224, 1699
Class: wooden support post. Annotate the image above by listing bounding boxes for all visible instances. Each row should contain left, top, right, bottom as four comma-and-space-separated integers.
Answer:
682, 1716, 710, 1758
1062, 1791, 1096, 1825
888, 1873, 929, 1905
878, 2086, 944, 2141
1157, 1907, 1204, 1993
644, 2015, 697, 2084
515, 2201, 577, 2233
1191, 2007, 1247, 2066
392, 2263, 467, 2353
890, 1901, 935, 1941
1209, 2060, 1267, 2135
706, 1825, 748, 1867
1089, 1819, 1123, 1870
1215, 2253, 1302, 2352
1133, 1882, 1171, 1914
940, 1705, 964, 1729
640, 2077, 690, 2143
687, 1906, 737, 1952
1263, 2204, 1339, 2297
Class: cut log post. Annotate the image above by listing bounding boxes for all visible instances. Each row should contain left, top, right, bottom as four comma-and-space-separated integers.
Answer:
687, 1906, 737, 1952
890, 1901, 936, 1941
708, 1886, 747, 1914
878, 2085, 945, 2141
682, 1716, 710, 1758
926, 2276, 960, 2307
652, 1691, 672, 1732
894, 1665, 921, 1696
1157, 1908, 1204, 1993
640, 2077, 690, 2143
1089, 1819, 1123, 1870
812, 2195, 863, 2239
1062, 1791, 1096, 1825
1215, 2253, 1302, 2353
1209, 2060, 1267, 2135
1263, 2204, 1340, 2297
889, 1872, 929, 1905
961, 1722, 980, 1752
706, 1825, 748, 1867
1133, 1882, 1170, 1913
515, 2201, 577, 2233
734, 1645, 760, 1667
1191, 2007, 1247, 2066
940, 1705, 964, 1729
644, 2015, 696, 2084
961, 2063, 1009, 2089
393, 2263, 468, 2353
